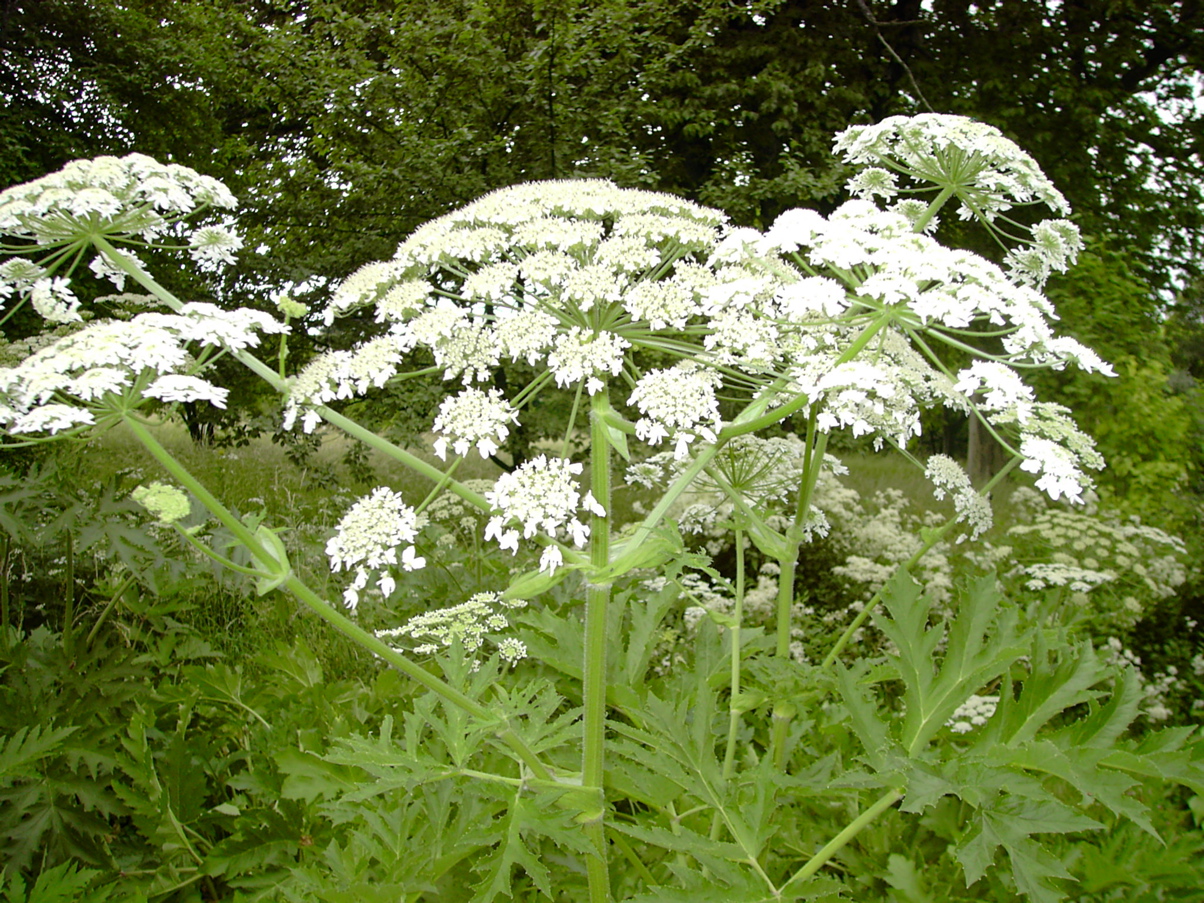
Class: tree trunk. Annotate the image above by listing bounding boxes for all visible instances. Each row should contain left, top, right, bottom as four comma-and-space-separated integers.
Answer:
966, 415, 1007, 488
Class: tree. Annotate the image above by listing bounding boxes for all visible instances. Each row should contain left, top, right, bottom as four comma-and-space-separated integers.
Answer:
5, 0, 1201, 292
3, 0, 1202, 494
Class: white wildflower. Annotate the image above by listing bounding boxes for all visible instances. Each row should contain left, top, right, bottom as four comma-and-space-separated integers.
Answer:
925, 454, 993, 540
326, 487, 423, 610
431, 387, 519, 460
376, 591, 527, 668
547, 328, 629, 393
145, 374, 229, 408
484, 455, 596, 564
188, 224, 243, 271
629, 362, 722, 458
834, 114, 1070, 217
29, 278, 81, 323
947, 694, 999, 733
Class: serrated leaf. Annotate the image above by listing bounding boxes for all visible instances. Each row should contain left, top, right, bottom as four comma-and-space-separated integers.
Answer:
0, 725, 79, 782
991, 635, 1107, 747
609, 819, 748, 864
618, 578, 678, 686
834, 660, 892, 770
993, 738, 1152, 836
897, 762, 956, 815
471, 790, 579, 902
874, 573, 1025, 756
276, 748, 364, 802
202, 806, 306, 879
19, 861, 103, 903
1100, 727, 1204, 794
1058, 662, 1141, 748
956, 797, 1099, 903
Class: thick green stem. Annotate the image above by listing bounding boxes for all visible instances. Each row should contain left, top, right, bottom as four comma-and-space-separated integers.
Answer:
122, 414, 552, 780
61, 533, 75, 658
722, 527, 745, 781
583, 389, 614, 902
911, 184, 957, 233
781, 788, 903, 892
710, 527, 747, 843
776, 409, 827, 660
770, 408, 828, 768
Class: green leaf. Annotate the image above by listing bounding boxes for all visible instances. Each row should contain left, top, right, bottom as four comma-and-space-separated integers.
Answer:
471, 789, 587, 902
993, 739, 1152, 836
988, 635, 1108, 747
276, 748, 364, 803
956, 797, 1099, 902
252, 524, 291, 595
3, 861, 108, 903
833, 660, 893, 771
873, 572, 1025, 755
502, 564, 574, 602
883, 854, 935, 903
601, 521, 689, 581
0, 725, 79, 783
1100, 727, 1204, 794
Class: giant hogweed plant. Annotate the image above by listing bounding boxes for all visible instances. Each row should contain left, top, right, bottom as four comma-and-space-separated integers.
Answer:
1, 116, 1201, 901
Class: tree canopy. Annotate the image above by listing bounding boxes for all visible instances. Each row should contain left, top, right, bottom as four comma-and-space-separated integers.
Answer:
4, 0, 1202, 298
3, 0, 1203, 513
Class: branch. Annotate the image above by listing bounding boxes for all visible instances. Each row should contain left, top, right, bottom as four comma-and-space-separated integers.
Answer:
852, 0, 936, 113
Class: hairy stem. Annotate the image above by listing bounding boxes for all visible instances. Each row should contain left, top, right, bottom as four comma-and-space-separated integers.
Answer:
770, 406, 828, 768
781, 787, 904, 892
583, 389, 614, 902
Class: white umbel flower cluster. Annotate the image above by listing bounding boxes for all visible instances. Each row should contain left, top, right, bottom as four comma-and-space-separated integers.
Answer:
924, 454, 993, 541
282, 332, 416, 432
293, 114, 1115, 524
484, 455, 605, 573
0, 154, 241, 324
326, 487, 425, 610
301, 179, 783, 456
0, 304, 286, 436
629, 362, 723, 458
431, 387, 520, 460
947, 694, 999, 734
834, 114, 1069, 220
752, 116, 1115, 503
375, 591, 529, 668
0, 154, 237, 241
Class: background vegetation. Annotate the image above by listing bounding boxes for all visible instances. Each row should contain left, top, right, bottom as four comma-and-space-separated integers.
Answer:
2, 0, 1204, 899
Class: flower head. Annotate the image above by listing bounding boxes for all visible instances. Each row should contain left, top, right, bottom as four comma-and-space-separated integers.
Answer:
834, 114, 1070, 218
925, 454, 993, 541
326, 487, 425, 609
0, 306, 284, 439
375, 591, 529, 669
131, 482, 191, 525
484, 455, 602, 566
0, 154, 241, 323
431, 387, 519, 460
